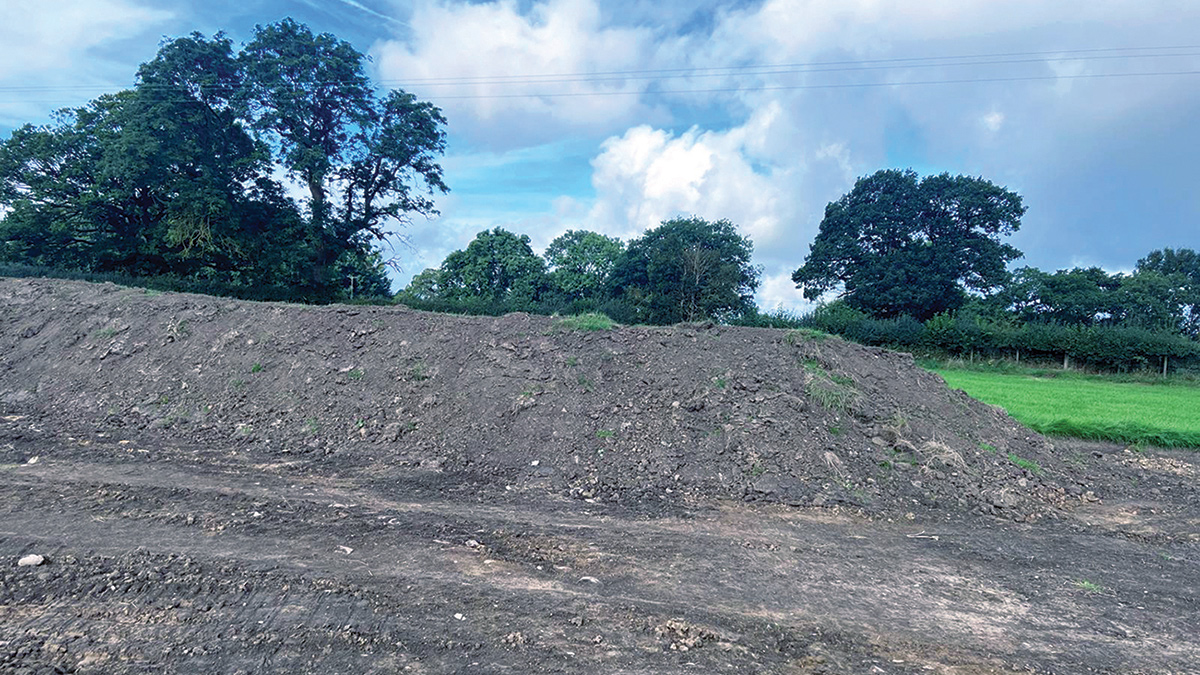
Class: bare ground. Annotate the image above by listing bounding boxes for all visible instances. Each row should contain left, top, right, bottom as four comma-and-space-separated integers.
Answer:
1, 278, 1198, 674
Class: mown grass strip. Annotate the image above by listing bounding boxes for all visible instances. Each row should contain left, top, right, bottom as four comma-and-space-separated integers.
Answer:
933, 368, 1200, 449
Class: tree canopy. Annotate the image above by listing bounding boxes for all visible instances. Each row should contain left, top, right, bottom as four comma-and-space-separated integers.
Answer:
0, 20, 448, 301
792, 169, 1025, 321
609, 216, 759, 325
544, 230, 624, 301
438, 228, 548, 304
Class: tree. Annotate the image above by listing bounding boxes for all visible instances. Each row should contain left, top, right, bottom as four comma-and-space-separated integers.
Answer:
438, 228, 548, 305
792, 169, 1025, 320
239, 19, 448, 277
543, 230, 624, 301
608, 216, 759, 325
0, 21, 448, 301
1136, 248, 1200, 337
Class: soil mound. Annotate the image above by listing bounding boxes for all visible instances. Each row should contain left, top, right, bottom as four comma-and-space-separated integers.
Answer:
0, 277, 1082, 520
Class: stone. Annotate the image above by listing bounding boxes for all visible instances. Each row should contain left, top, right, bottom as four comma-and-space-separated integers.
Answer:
18, 554, 45, 567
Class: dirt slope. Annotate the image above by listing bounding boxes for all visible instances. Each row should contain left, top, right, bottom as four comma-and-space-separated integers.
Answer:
2, 277, 1072, 521
3, 278, 1199, 674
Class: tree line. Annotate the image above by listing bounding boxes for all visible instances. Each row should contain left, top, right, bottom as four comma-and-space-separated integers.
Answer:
0, 22, 1194, 371
397, 218, 760, 326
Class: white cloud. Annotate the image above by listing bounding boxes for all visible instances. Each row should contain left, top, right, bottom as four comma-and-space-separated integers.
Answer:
0, 0, 169, 79
0, 0, 171, 125
757, 270, 815, 315
371, 0, 667, 147
982, 111, 1004, 132
585, 103, 795, 244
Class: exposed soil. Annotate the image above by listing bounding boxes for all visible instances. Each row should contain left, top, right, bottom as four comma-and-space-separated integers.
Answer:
1, 277, 1198, 673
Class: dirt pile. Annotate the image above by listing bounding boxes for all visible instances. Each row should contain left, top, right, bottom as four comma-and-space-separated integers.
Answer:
0, 277, 1085, 520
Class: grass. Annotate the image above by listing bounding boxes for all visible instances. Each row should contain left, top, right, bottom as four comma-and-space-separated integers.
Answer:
595, 429, 614, 440
555, 313, 617, 332
347, 368, 365, 381
250, 363, 264, 374
1073, 579, 1105, 593
935, 367, 1200, 449
1008, 453, 1042, 474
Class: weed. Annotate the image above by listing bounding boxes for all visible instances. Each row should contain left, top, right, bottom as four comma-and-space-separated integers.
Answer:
748, 463, 767, 477
404, 421, 418, 433
830, 373, 854, 386
230, 378, 247, 390
1008, 453, 1042, 474
142, 288, 163, 297
566, 356, 579, 367
577, 373, 595, 392
1073, 579, 1104, 593
887, 411, 910, 429
355, 418, 366, 429
347, 368, 365, 381
807, 380, 855, 411
879, 460, 893, 470
235, 423, 253, 436
556, 313, 616, 332
250, 363, 264, 374
407, 361, 430, 381
166, 319, 191, 340
94, 327, 121, 339
304, 418, 320, 435
979, 442, 997, 453
713, 376, 728, 389
784, 328, 827, 345
596, 429, 615, 440
157, 394, 170, 405
828, 425, 842, 436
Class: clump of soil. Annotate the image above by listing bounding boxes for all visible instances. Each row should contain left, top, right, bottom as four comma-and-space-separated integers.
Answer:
0, 278, 1085, 521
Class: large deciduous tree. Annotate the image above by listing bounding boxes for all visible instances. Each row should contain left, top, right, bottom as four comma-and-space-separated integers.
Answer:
0, 20, 448, 300
792, 169, 1025, 320
239, 19, 448, 275
608, 216, 759, 325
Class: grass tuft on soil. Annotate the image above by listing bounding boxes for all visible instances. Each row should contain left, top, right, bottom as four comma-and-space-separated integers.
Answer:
934, 368, 1200, 449
554, 313, 617, 332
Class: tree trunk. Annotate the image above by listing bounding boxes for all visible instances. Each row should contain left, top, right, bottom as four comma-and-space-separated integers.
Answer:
1063, 353, 1069, 370
1163, 355, 1169, 377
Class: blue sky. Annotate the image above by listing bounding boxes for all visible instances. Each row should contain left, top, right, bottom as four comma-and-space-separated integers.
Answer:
3, 1, 1198, 309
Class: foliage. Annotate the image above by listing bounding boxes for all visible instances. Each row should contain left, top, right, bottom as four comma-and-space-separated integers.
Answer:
0, 21, 446, 302
555, 313, 617, 332
438, 228, 549, 304
544, 230, 624, 301
608, 216, 760, 325
793, 169, 1025, 320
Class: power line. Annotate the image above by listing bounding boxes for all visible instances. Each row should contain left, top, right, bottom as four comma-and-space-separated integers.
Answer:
6, 69, 1198, 106
1, 44, 1198, 94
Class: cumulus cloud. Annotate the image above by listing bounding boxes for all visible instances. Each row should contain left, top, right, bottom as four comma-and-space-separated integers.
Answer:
585, 103, 795, 243
0, 0, 171, 125
371, 0, 669, 147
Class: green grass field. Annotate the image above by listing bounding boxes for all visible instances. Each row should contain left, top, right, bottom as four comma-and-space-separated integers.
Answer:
933, 368, 1200, 449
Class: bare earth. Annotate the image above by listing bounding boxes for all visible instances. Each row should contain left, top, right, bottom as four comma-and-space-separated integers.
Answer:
1, 278, 1198, 674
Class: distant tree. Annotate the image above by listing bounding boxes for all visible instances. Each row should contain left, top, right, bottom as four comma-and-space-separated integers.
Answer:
1000, 266, 1119, 326
608, 216, 759, 325
792, 169, 1025, 321
398, 268, 443, 302
1136, 248, 1200, 337
439, 228, 548, 305
543, 230, 624, 301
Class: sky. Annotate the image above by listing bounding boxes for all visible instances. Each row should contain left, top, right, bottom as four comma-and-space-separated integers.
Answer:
2, 0, 1198, 310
